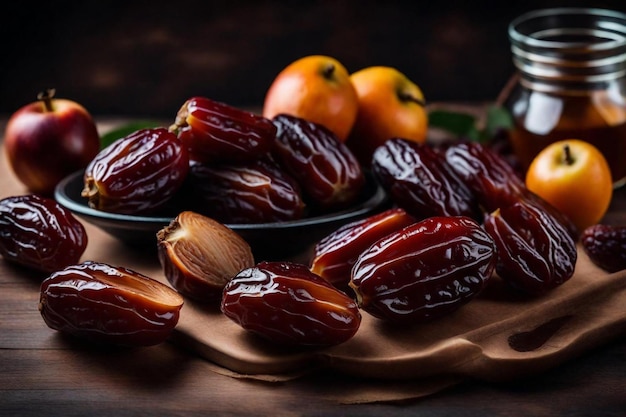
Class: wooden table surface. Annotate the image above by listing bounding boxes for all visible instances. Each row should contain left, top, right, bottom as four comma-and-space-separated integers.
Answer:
1, 117, 625, 417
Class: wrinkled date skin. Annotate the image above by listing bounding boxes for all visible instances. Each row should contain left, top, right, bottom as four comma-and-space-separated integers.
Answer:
186, 157, 306, 223
310, 208, 417, 290
483, 199, 577, 296
444, 141, 578, 238
271, 114, 365, 211
39, 261, 184, 347
371, 138, 480, 220
221, 261, 361, 347
157, 211, 255, 302
350, 216, 496, 323
581, 224, 626, 273
445, 142, 526, 212
443, 141, 526, 212
0, 194, 87, 274
170, 96, 276, 164
82, 128, 189, 214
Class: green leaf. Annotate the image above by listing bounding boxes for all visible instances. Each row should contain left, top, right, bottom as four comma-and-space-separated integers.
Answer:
428, 110, 476, 137
428, 105, 513, 144
99, 120, 164, 149
484, 105, 513, 137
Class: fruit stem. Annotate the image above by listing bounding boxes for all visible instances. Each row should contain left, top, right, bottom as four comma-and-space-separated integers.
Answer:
398, 91, 426, 107
322, 63, 335, 80
562, 144, 574, 165
37, 88, 56, 112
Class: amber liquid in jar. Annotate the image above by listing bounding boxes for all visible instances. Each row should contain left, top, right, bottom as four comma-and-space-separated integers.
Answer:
507, 89, 626, 184
506, 8, 626, 186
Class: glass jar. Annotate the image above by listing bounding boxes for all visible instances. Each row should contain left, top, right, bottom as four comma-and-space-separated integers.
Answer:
504, 7, 626, 186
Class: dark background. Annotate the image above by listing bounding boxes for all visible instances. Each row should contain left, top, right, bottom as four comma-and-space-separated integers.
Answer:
1, 0, 625, 119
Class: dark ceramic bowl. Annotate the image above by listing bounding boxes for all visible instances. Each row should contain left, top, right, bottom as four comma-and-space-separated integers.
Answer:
55, 171, 389, 260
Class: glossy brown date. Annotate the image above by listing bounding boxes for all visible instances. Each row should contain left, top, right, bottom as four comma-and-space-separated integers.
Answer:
310, 208, 417, 290
186, 157, 305, 223
82, 127, 189, 214
483, 199, 577, 295
170, 96, 276, 164
371, 138, 480, 220
443, 141, 526, 212
157, 211, 255, 302
350, 216, 496, 323
271, 114, 365, 211
581, 224, 626, 273
221, 261, 361, 347
39, 261, 184, 347
0, 194, 87, 273
444, 141, 578, 237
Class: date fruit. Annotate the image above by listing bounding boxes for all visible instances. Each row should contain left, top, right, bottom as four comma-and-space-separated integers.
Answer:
444, 141, 578, 238
39, 261, 184, 347
271, 114, 365, 211
221, 261, 361, 346
82, 127, 189, 214
0, 194, 87, 273
186, 157, 305, 223
371, 138, 480, 220
157, 211, 255, 302
581, 224, 626, 273
444, 141, 526, 212
310, 208, 416, 289
483, 199, 577, 295
350, 216, 496, 323
170, 96, 276, 163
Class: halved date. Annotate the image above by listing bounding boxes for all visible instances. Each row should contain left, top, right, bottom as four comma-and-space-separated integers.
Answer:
310, 208, 416, 290
581, 224, 626, 273
82, 127, 189, 214
350, 216, 496, 323
0, 194, 87, 274
157, 211, 255, 302
186, 157, 305, 223
39, 261, 184, 347
371, 138, 480, 220
483, 199, 577, 295
221, 261, 361, 347
271, 114, 365, 211
170, 96, 276, 163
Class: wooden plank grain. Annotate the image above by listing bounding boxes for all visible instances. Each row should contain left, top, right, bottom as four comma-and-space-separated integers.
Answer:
0, 263, 51, 350
0, 346, 361, 416
1, 337, 624, 416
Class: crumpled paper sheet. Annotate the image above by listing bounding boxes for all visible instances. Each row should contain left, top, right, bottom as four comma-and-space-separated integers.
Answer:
170, 247, 626, 403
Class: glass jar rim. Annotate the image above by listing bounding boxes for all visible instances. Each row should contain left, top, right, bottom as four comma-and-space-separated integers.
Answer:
509, 7, 626, 52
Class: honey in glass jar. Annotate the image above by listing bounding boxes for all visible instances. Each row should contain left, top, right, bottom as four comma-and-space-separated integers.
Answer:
505, 8, 626, 186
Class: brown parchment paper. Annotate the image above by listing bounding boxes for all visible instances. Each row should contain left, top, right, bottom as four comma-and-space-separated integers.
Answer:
168, 246, 626, 403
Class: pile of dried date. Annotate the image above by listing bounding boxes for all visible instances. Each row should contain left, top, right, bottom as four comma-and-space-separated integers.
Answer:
0, 194, 184, 347
2, 96, 625, 350
2, 95, 370, 349
82, 96, 365, 222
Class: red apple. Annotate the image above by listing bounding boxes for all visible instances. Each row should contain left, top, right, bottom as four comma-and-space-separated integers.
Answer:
4, 89, 100, 195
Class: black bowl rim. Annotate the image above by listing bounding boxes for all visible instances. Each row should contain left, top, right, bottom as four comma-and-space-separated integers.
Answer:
54, 170, 388, 232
